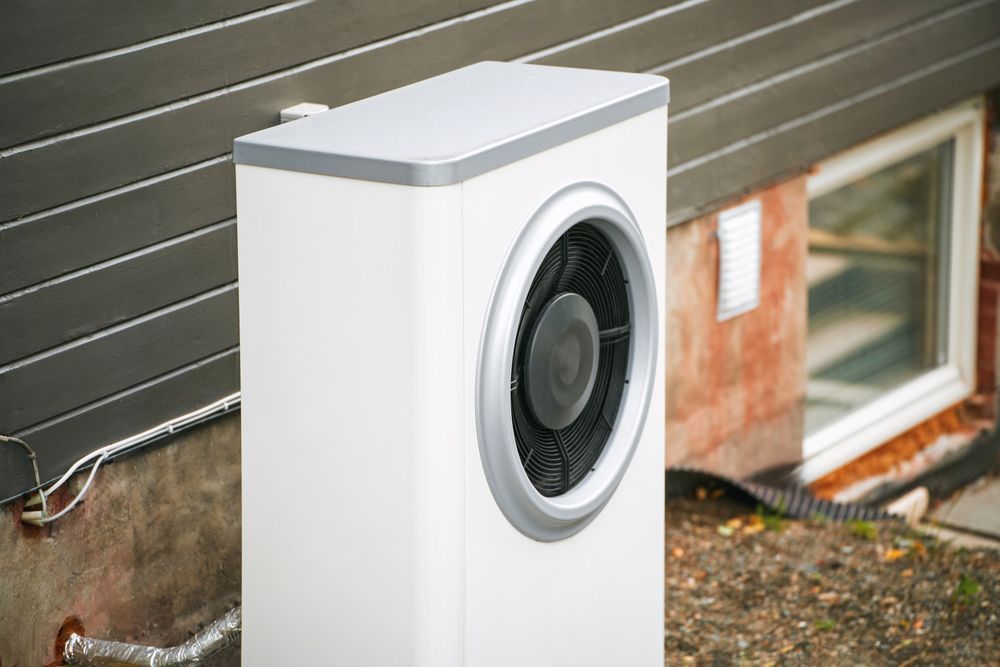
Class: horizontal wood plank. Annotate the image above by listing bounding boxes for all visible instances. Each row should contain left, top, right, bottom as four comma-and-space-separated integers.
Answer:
0, 159, 234, 294
0, 0, 277, 76
0, 348, 239, 502
0, 222, 237, 362
667, 0, 1000, 168
658, 0, 963, 113
533, 0, 826, 74
667, 37, 1000, 224
0, 0, 676, 220
0, 0, 506, 147
0, 286, 239, 433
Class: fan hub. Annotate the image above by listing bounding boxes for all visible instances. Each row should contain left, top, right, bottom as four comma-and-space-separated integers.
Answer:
525, 292, 600, 430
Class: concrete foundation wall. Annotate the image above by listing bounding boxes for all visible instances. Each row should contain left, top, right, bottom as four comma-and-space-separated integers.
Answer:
0, 415, 241, 667
665, 177, 808, 478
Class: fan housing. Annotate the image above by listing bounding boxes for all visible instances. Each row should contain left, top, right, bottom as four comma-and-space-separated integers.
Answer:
476, 181, 658, 541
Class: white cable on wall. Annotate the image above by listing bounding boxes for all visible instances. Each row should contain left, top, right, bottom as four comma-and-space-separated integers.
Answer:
17, 392, 241, 526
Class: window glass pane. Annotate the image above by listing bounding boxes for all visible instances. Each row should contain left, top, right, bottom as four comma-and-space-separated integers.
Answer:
806, 140, 953, 433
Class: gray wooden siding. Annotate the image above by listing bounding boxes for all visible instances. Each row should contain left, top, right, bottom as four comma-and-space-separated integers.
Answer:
2, 0, 999, 500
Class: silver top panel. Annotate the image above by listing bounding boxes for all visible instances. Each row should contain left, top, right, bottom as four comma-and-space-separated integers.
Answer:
233, 61, 668, 186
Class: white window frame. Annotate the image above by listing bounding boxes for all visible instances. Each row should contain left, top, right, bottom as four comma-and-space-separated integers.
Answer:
800, 98, 984, 482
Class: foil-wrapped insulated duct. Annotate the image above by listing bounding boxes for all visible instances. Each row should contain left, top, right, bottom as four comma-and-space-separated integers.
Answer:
63, 606, 241, 666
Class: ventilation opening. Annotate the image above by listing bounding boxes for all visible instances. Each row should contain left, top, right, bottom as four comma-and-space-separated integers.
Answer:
510, 221, 631, 497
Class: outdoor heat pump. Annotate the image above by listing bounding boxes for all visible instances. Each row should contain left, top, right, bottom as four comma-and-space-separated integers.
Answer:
235, 62, 668, 665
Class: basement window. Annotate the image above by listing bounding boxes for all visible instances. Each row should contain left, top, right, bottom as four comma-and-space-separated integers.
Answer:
801, 99, 983, 479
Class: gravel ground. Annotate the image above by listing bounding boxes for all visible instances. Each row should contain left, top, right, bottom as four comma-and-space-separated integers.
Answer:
664, 496, 999, 665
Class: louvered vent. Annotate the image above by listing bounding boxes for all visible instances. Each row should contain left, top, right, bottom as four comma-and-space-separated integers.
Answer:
716, 199, 762, 321
510, 222, 631, 497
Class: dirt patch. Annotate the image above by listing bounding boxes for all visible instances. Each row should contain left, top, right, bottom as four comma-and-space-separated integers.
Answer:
664, 497, 999, 665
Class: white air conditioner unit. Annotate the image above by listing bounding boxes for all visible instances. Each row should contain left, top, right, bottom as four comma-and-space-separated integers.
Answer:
235, 61, 668, 666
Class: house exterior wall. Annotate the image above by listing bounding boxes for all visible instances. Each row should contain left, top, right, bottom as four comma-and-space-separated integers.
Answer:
2, 3, 1000, 663
665, 177, 807, 477
3, 0, 1000, 501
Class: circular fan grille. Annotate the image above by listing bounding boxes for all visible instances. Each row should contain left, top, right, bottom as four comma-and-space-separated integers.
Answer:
510, 221, 631, 497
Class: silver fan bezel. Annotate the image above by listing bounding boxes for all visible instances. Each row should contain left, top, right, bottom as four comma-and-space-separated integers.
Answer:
476, 181, 658, 541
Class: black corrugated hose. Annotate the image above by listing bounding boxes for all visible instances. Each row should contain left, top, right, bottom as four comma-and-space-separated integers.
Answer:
665, 425, 1000, 521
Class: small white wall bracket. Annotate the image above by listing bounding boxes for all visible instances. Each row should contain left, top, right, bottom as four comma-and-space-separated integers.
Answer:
280, 102, 330, 123
716, 199, 762, 322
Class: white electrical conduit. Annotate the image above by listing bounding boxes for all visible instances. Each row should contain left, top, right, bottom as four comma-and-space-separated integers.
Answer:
17, 392, 241, 526
64, 607, 241, 666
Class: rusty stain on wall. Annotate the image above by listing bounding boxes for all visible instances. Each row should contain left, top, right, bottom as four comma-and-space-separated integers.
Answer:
665, 176, 808, 479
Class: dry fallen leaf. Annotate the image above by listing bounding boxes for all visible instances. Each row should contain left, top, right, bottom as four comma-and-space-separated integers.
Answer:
726, 517, 744, 530
743, 523, 765, 535
901, 568, 914, 578
885, 548, 907, 562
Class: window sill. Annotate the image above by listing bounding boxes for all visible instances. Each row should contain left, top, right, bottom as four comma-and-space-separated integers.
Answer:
799, 364, 972, 483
